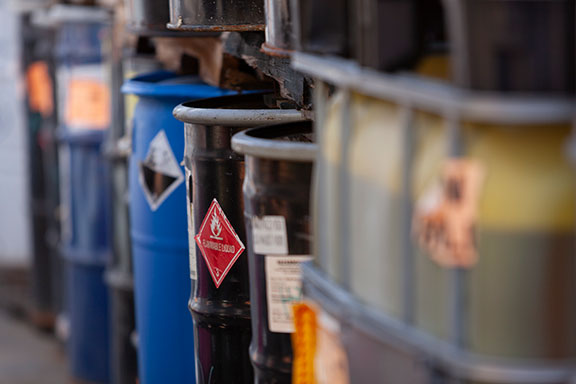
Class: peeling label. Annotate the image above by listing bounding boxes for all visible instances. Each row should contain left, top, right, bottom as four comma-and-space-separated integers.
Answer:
413, 158, 485, 268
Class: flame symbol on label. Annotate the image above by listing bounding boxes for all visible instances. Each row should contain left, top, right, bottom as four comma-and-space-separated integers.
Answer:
210, 213, 223, 240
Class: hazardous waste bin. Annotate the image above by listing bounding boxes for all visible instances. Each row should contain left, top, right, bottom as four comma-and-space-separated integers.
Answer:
262, 0, 294, 57
291, 0, 350, 56
173, 93, 306, 384
232, 121, 316, 383
23, 12, 60, 331
443, 0, 575, 93
352, 0, 446, 72
123, 71, 232, 384
59, 131, 112, 384
292, 54, 576, 382
104, 46, 152, 384
53, 5, 112, 383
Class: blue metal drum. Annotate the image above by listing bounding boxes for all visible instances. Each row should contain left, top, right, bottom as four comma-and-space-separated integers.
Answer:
59, 131, 111, 384
122, 71, 233, 384
55, 7, 112, 384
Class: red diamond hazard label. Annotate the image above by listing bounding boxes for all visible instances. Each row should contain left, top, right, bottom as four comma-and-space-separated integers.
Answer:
195, 199, 245, 288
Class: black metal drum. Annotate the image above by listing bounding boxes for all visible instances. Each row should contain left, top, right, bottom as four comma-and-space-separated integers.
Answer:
173, 93, 306, 384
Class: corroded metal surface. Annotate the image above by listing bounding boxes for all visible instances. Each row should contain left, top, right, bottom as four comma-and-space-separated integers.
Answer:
168, 0, 265, 32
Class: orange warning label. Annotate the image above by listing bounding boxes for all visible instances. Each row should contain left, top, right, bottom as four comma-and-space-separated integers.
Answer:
292, 302, 317, 384
65, 78, 110, 129
26, 61, 54, 117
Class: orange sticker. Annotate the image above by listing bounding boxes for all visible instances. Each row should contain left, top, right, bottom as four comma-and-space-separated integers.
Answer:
414, 159, 485, 268
65, 78, 110, 129
26, 61, 54, 117
292, 302, 317, 384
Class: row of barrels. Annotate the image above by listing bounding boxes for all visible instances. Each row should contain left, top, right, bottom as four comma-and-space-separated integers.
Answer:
21, 0, 576, 383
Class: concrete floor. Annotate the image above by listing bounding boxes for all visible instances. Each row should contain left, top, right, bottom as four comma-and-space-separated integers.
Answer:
0, 311, 69, 384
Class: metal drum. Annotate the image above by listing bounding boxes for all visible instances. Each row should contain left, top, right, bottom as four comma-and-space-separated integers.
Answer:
167, 0, 265, 32
104, 41, 146, 384
290, 0, 349, 56
124, 0, 172, 36
123, 0, 213, 36
59, 131, 112, 384
443, 0, 575, 93
232, 121, 315, 383
54, 7, 112, 383
173, 93, 306, 384
262, 0, 294, 57
352, 0, 446, 72
23, 13, 59, 330
352, 0, 418, 71
106, 50, 161, 384
124, 72, 232, 384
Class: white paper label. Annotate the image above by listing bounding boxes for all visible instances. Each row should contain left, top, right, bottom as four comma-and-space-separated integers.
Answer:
185, 168, 197, 280
266, 255, 313, 333
252, 216, 288, 255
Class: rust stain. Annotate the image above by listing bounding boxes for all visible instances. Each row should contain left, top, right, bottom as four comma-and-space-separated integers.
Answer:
167, 23, 265, 32
260, 42, 292, 58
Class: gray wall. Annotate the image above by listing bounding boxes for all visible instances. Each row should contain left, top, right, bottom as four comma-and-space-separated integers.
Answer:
0, 3, 32, 267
